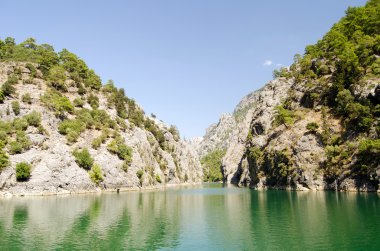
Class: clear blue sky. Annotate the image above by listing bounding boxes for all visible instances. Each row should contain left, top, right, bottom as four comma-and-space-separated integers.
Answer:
1, 0, 367, 138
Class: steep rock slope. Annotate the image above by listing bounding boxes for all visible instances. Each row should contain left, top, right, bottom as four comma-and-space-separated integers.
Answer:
0, 48, 202, 196
200, 0, 380, 192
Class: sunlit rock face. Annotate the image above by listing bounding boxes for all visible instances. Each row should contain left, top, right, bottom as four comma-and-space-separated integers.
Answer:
0, 62, 203, 196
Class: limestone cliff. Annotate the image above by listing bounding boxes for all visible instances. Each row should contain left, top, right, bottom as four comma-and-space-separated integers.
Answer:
200, 1, 380, 192
0, 61, 202, 196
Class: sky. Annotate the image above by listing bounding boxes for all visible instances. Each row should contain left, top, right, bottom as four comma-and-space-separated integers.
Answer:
0, 0, 367, 138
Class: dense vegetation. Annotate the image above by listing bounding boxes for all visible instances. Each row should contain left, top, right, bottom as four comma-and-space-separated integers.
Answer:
255, 0, 380, 187
201, 149, 226, 182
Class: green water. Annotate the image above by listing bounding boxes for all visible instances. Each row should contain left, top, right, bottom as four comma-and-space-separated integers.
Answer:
0, 184, 379, 250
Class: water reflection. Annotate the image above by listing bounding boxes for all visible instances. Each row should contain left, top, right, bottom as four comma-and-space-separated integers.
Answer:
0, 185, 379, 250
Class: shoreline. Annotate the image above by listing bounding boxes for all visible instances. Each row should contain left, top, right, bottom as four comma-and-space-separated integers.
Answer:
1, 181, 379, 198
0, 182, 204, 198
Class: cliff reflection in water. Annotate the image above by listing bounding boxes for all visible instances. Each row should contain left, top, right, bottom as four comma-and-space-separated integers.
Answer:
0, 184, 379, 250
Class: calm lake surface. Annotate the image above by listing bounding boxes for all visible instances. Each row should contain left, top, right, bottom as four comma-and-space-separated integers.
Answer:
0, 183, 379, 250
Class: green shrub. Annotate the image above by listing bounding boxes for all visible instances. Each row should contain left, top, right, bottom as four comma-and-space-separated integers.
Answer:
9, 132, 31, 154
73, 148, 94, 170
1, 75, 18, 96
122, 160, 129, 172
87, 93, 99, 109
25, 111, 41, 127
273, 105, 295, 127
91, 137, 103, 149
89, 163, 103, 184
306, 122, 319, 133
25, 63, 37, 78
0, 90, 5, 103
16, 162, 31, 181
84, 70, 102, 90
356, 139, 380, 174
107, 138, 133, 163
0, 150, 9, 170
22, 93, 32, 104
58, 119, 85, 143
9, 141, 23, 154
11, 101, 20, 115
13, 118, 28, 131
41, 90, 73, 115
48, 65, 67, 91
155, 174, 162, 183
73, 98, 85, 107
136, 170, 144, 179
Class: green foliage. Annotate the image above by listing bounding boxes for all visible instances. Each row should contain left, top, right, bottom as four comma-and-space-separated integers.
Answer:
144, 118, 166, 149
306, 122, 319, 133
273, 105, 295, 127
21, 93, 32, 104
136, 170, 144, 181
58, 119, 85, 143
16, 162, 31, 181
73, 97, 85, 107
102, 80, 117, 93
168, 125, 180, 141
0, 90, 5, 103
9, 131, 31, 154
334, 89, 373, 131
59, 49, 89, 81
201, 149, 226, 182
355, 139, 380, 176
87, 93, 99, 109
41, 90, 74, 116
264, 149, 294, 186
73, 148, 94, 170
107, 138, 133, 165
1, 75, 18, 97
247, 146, 263, 161
11, 101, 20, 115
84, 69, 102, 90
0, 150, 9, 171
48, 65, 67, 91
155, 174, 162, 183
282, 1, 379, 135
89, 163, 104, 184
25, 63, 37, 78
25, 111, 41, 127
12, 118, 28, 131
273, 67, 291, 78
91, 137, 103, 149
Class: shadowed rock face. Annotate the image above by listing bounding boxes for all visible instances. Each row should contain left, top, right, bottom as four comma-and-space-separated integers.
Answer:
0, 62, 203, 196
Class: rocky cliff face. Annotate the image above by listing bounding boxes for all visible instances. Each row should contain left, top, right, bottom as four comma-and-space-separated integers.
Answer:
0, 62, 202, 196
199, 1, 380, 192
200, 76, 379, 192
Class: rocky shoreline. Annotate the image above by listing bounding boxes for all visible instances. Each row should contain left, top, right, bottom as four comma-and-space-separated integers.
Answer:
0, 181, 204, 198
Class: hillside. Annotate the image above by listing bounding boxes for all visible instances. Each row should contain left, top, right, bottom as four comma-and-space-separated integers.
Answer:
0, 41, 202, 196
199, 0, 380, 191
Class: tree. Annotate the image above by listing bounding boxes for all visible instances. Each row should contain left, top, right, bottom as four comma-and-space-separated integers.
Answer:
48, 65, 67, 91
201, 149, 226, 182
